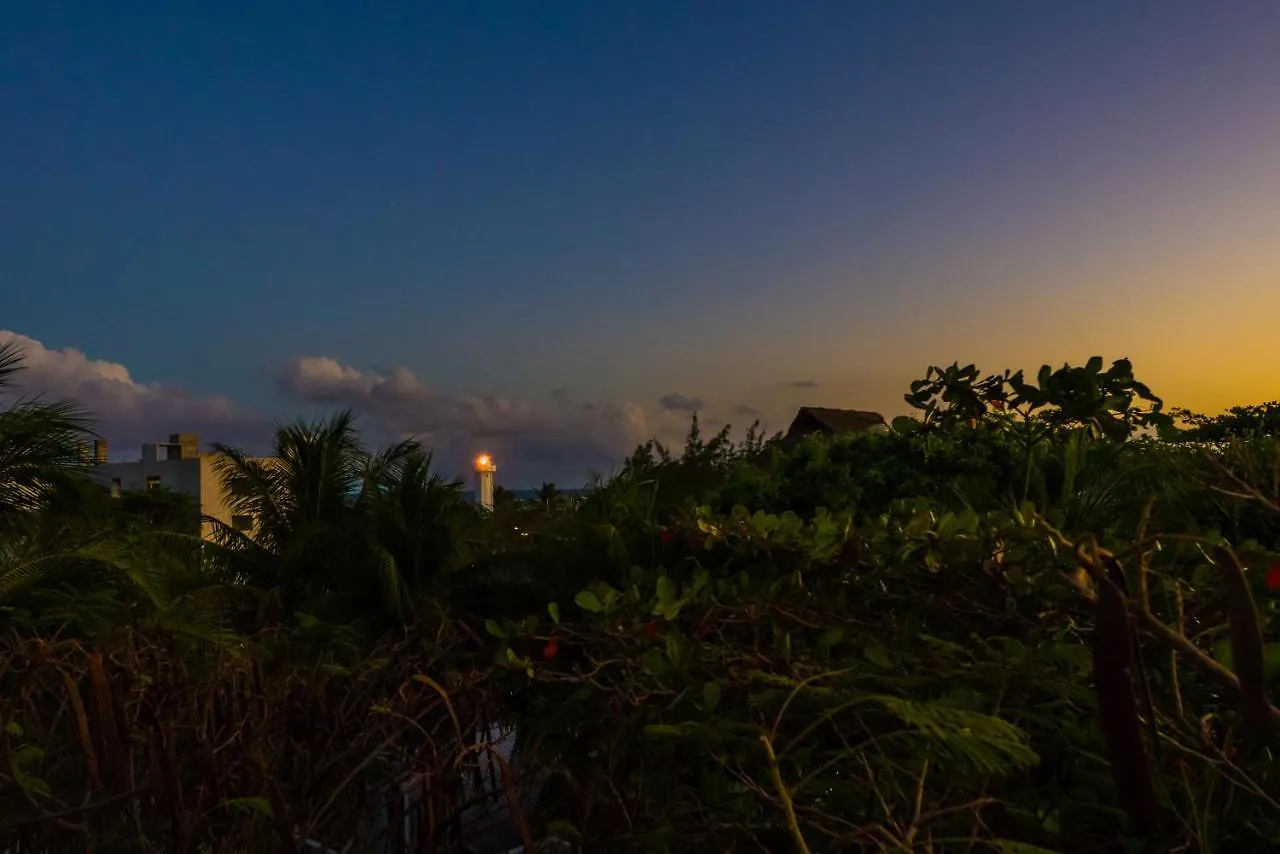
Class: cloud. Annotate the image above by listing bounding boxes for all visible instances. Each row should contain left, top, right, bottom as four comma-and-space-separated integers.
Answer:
275, 356, 697, 483
785, 380, 821, 389
0, 330, 720, 484
0, 330, 268, 455
657, 392, 703, 413
733, 403, 764, 419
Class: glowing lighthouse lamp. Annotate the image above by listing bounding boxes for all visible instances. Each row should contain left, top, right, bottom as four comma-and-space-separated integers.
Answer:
474, 453, 496, 511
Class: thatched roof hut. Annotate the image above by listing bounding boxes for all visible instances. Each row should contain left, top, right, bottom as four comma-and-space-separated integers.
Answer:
780, 407, 886, 447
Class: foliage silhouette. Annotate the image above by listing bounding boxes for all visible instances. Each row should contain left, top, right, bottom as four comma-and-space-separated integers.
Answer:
3, 347, 1280, 852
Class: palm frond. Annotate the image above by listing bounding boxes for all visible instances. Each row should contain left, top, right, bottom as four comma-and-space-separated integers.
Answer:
0, 396, 98, 517
871, 695, 1039, 773
0, 340, 26, 390
0, 539, 133, 606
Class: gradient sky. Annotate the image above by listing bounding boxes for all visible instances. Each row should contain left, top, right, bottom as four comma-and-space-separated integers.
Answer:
3, 2, 1279, 485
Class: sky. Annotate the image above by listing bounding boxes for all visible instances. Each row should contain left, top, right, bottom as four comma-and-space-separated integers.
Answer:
3, 1, 1279, 486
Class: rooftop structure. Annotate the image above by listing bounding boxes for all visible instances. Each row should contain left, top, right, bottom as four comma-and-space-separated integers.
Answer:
781, 407, 887, 447
95, 433, 271, 540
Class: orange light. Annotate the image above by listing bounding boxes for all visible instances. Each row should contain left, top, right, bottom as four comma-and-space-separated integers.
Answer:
474, 454, 494, 470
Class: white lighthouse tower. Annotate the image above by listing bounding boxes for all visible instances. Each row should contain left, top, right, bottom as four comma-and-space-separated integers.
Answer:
474, 453, 496, 511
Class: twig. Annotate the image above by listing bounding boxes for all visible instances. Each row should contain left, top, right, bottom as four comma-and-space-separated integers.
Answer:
904, 757, 929, 846
1171, 580, 1186, 719
759, 732, 811, 854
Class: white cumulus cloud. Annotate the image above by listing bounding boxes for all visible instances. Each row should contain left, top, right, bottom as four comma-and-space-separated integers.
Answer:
273, 355, 702, 482
0, 330, 268, 456
0, 330, 768, 484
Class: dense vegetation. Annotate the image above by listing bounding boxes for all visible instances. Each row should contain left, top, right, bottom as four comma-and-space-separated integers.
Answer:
3, 339, 1280, 853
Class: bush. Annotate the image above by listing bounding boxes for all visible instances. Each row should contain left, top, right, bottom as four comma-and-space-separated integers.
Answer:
8, 349, 1280, 852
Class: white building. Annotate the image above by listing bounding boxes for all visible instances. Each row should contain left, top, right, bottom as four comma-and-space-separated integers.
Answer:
95, 433, 269, 540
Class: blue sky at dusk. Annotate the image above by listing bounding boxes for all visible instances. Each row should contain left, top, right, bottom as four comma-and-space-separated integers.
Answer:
3, 2, 1279, 485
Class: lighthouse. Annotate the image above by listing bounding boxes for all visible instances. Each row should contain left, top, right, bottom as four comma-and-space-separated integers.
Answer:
474, 453, 496, 511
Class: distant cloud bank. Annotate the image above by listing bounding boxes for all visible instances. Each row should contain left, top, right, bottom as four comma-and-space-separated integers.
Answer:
0, 330, 268, 451
1, 330, 778, 485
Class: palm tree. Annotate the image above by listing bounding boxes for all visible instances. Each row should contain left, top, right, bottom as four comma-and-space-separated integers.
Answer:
0, 343, 225, 643
0, 342, 107, 617
206, 411, 381, 622
361, 449, 480, 618
0, 340, 97, 523
207, 411, 481, 628
536, 481, 560, 509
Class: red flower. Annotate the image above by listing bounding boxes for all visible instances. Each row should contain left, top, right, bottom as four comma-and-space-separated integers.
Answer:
542, 638, 560, 660
1267, 563, 1280, 591
660, 530, 675, 546
644, 621, 661, 642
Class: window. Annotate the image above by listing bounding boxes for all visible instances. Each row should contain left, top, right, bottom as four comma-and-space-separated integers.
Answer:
231, 514, 253, 532
145, 476, 161, 491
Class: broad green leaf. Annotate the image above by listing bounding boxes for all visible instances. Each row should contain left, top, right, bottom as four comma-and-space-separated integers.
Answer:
703, 681, 722, 714
574, 591, 603, 612
11, 744, 44, 768
13, 769, 51, 797
225, 797, 274, 819
547, 602, 560, 625
639, 647, 670, 676
601, 585, 621, 608
692, 568, 710, 595
817, 628, 845, 653
484, 619, 508, 639
751, 510, 778, 536
665, 632, 693, 670
656, 575, 677, 606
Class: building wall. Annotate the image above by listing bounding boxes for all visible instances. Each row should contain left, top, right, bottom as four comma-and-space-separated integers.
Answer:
98, 451, 270, 540
198, 455, 233, 540
100, 457, 204, 501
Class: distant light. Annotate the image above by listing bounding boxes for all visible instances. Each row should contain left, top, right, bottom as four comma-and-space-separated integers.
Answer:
474, 453, 496, 472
